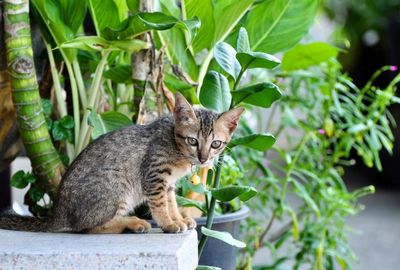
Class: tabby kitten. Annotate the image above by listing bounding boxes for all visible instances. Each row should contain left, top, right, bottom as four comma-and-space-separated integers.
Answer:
0, 92, 244, 233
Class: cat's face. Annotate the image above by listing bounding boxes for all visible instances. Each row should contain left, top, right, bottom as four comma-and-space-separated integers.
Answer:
173, 93, 244, 167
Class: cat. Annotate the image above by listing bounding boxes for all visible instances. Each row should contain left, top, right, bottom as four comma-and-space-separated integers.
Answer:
0, 92, 244, 233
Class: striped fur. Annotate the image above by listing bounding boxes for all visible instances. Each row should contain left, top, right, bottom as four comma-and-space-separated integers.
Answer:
0, 93, 244, 233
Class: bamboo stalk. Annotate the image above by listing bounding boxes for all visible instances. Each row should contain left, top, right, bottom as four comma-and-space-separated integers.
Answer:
0, 3, 22, 169
3, 0, 64, 193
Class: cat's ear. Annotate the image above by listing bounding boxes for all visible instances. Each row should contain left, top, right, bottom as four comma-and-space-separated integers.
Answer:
216, 107, 245, 134
174, 92, 197, 123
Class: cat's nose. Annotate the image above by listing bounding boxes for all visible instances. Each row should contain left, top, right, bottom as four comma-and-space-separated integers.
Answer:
199, 157, 207, 164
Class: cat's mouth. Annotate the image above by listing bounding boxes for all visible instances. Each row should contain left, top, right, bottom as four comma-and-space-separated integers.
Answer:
198, 160, 213, 167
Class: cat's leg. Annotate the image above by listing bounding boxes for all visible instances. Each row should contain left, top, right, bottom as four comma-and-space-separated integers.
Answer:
145, 184, 187, 233
88, 216, 151, 234
167, 187, 197, 230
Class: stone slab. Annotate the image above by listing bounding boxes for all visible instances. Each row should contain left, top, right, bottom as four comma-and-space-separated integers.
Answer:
0, 229, 198, 270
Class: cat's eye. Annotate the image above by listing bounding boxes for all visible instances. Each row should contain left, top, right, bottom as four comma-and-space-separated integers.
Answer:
211, 140, 222, 149
186, 137, 198, 146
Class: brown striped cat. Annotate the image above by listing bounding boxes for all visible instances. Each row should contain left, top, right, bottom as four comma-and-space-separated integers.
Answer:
0, 92, 244, 233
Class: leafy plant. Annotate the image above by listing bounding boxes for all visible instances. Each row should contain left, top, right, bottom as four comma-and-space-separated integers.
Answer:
6, 0, 395, 269
234, 42, 400, 269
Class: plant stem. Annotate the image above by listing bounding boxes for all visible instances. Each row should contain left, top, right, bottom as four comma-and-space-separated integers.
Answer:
44, 42, 74, 160
258, 212, 276, 245
64, 60, 80, 152
4, 0, 64, 192
76, 50, 110, 154
257, 133, 310, 247
72, 60, 87, 109
233, 68, 246, 91
198, 154, 224, 257
279, 133, 310, 201
44, 43, 67, 117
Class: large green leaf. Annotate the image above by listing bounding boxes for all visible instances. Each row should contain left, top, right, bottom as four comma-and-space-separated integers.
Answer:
31, 0, 76, 60
212, 0, 255, 49
176, 195, 207, 214
281, 42, 340, 71
103, 12, 200, 41
59, 0, 87, 33
87, 111, 132, 140
163, 74, 198, 104
61, 36, 148, 52
232, 83, 281, 108
210, 186, 257, 202
103, 65, 132, 83
182, 0, 214, 52
201, 227, 246, 248
199, 71, 231, 112
157, 1, 199, 80
244, 0, 319, 53
183, 0, 254, 53
88, 0, 128, 36
236, 52, 281, 70
229, 134, 276, 151
236, 27, 250, 53
214, 42, 241, 79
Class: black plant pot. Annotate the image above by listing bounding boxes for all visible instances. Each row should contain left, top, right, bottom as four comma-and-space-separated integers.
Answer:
196, 206, 250, 270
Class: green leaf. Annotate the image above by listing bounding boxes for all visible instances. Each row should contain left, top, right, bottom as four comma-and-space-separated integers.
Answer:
229, 134, 276, 151
41, 99, 53, 117
232, 83, 281, 108
199, 71, 231, 113
61, 36, 148, 52
348, 123, 368, 134
28, 187, 45, 202
52, 122, 66, 141
59, 115, 74, 129
103, 12, 199, 41
88, 0, 128, 36
159, 0, 180, 18
201, 227, 246, 248
214, 42, 241, 80
11, 171, 29, 189
127, 0, 139, 13
236, 27, 250, 53
32, 0, 76, 60
158, 28, 199, 80
156, 2, 200, 80
281, 42, 340, 71
184, 0, 254, 53
176, 195, 207, 214
175, 17, 201, 45
210, 185, 257, 202
88, 111, 132, 140
292, 180, 321, 218
180, 177, 209, 195
244, 0, 319, 53
236, 52, 281, 70
103, 65, 132, 83
59, 0, 87, 33
197, 266, 222, 270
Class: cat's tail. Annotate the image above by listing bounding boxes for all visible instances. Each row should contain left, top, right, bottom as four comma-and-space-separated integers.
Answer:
0, 213, 53, 232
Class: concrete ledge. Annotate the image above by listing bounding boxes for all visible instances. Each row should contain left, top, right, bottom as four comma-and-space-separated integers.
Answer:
0, 229, 198, 270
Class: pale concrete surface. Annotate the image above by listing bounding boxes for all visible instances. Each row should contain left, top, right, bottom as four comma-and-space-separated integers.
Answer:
0, 229, 198, 270
347, 188, 400, 270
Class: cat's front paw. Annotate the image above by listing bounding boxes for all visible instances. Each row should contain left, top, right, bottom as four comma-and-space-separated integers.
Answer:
162, 220, 187, 233
183, 217, 197, 230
